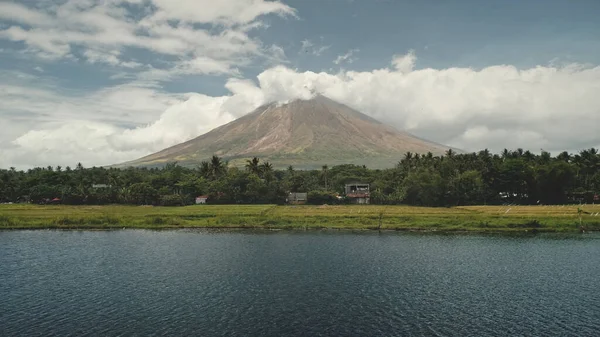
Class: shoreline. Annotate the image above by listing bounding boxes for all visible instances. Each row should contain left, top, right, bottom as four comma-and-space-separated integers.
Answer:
0, 223, 596, 234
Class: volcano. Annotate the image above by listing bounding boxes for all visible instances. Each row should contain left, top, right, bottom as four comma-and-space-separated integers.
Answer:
120, 95, 451, 169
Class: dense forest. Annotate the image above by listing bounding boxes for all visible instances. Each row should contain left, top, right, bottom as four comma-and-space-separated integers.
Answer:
1, 148, 599, 206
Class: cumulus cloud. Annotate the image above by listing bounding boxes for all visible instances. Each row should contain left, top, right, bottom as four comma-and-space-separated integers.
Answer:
5, 121, 143, 169
391, 50, 416, 73
249, 55, 600, 155
2, 52, 600, 168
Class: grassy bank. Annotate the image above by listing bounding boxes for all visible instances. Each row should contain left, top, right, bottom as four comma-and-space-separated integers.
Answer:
2, 204, 600, 232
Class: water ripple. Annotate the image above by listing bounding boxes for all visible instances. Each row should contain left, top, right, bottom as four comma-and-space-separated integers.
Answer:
1, 231, 599, 336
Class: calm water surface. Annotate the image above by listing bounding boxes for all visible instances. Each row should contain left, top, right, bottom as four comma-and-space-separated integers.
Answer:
1, 230, 599, 336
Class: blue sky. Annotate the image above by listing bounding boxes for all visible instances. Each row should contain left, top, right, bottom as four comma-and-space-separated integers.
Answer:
1, 0, 600, 168
4, 0, 599, 94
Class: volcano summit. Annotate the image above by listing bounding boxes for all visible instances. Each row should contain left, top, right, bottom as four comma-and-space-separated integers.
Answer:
121, 95, 451, 169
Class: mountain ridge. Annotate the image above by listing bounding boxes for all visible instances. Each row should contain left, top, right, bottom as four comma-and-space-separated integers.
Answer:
118, 95, 452, 169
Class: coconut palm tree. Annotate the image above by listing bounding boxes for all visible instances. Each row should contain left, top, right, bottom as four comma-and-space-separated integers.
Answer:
261, 161, 273, 173
245, 157, 261, 175
198, 161, 211, 178
322, 165, 329, 191
209, 155, 226, 178
261, 162, 274, 181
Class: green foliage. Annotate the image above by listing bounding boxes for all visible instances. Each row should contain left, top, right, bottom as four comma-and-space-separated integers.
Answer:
0, 149, 599, 207
307, 190, 339, 205
447, 170, 485, 206
130, 182, 159, 205
160, 194, 187, 206
401, 170, 444, 206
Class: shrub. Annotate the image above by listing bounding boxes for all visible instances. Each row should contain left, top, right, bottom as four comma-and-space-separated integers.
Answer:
160, 194, 186, 206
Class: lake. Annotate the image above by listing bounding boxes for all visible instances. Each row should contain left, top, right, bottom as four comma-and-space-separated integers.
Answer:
1, 230, 599, 336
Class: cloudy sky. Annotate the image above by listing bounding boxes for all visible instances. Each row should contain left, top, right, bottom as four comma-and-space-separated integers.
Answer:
1, 0, 600, 168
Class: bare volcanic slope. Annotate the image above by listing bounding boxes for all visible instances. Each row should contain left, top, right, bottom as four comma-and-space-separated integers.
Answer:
120, 95, 451, 169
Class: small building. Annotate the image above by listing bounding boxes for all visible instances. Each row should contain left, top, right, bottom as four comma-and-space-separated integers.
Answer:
345, 183, 370, 204
49, 198, 61, 205
195, 195, 208, 204
92, 184, 110, 189
287, 192, 308, 205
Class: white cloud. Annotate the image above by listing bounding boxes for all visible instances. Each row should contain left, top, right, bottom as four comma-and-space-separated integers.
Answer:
266, 44, 288, 64
0, 0, 299, 168
84, 49, 121, 66
0, 0, 294, 77
0, 80, 184, 127
334, 49, 359, 65
2, 51, 600, 168
0, 26, 72, 59
149, 0, 295, 25
0, 2, 54, 26
179, 56, 239, 75
300, 39, 330, 56
249, 55, 600, 155
300, 40, 312, 49
121, 61, 144, 69
108, 94, 235, 153
391, 50, 416, 73
0, 90, 247, 168
6, 121, 142, 169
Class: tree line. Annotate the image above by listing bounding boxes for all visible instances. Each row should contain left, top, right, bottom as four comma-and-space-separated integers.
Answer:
0, 148, 599, 206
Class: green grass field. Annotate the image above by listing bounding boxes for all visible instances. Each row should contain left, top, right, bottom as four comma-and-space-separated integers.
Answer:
2, 204, 600, 232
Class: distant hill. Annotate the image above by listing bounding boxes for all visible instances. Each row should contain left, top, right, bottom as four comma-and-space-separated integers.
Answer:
118, 95, 452, 169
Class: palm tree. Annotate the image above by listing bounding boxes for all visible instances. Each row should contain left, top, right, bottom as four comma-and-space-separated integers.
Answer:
523, 150, 535, 162
261, 162, 274, 181
516, 148, 524, 157
540, 150, 551, 164
322, 165, 329, 191
165, 161, 179, 171
118, 187, 132, 204
401, 152, 414, 172
556, 151, 571, 163
577, 148, 600, 187
261, 161, 273, 173
209, 155, 226, 178
198, 161, 211, 178
245, 157, 261, 175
